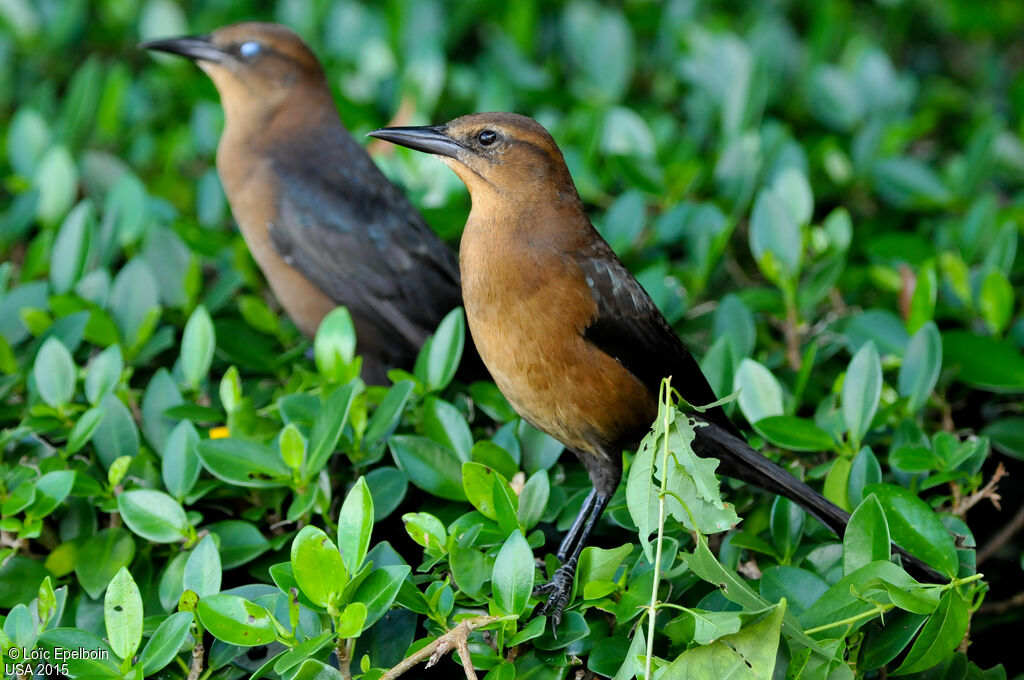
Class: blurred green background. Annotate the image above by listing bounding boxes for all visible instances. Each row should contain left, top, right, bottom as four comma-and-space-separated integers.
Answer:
1, 0, 1023, 677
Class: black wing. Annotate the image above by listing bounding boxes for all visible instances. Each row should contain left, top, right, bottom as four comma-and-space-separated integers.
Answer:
576, 236, 740, 437
266, 124, 463, 355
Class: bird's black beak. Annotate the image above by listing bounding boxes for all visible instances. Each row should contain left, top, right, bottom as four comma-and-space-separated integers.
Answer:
367, 125, 464, 159
139, 35, 228, 63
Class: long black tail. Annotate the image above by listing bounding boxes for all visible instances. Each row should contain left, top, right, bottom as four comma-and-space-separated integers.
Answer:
693, 419, 946, 583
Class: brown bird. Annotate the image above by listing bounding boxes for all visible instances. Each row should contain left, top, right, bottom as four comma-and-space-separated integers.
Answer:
369, 113, 943, 622
140, 23, 483, 383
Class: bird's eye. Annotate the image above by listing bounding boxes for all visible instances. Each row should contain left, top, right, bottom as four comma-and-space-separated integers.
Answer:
239, 41, 262, 58
478, 129, 498, 146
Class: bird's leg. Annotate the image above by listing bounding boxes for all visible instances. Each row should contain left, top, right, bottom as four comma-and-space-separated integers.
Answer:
534, 492, 610, 627
555, 488, 598, 561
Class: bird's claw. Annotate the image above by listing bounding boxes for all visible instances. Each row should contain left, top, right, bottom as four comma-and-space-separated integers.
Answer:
533, 563, 576, 630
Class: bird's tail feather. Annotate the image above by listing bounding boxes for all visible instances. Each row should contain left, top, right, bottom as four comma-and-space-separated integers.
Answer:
694, 420, 946, 583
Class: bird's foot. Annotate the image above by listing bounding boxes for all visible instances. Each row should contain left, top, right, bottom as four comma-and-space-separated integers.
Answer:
533, 562, 577, 629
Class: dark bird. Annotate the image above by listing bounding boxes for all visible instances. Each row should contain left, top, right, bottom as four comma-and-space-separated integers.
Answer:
140, 23, 483, 383
368, 113, 944, 622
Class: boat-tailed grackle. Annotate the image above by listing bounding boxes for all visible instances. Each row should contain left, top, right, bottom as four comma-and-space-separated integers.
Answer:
368, 112, 944, 623
141, 23, 484, 383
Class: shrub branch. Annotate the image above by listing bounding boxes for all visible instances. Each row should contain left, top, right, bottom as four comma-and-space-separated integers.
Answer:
382, 615, 511, 680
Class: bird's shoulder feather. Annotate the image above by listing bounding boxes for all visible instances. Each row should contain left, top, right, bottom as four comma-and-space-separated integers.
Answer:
575, 234, 738, 435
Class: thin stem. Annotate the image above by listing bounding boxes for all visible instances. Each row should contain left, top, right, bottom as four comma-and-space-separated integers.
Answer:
978, 499, 1024, 565
337, 637, 355, 680
782, 285, 801, 370
644, 379, 673, 680
804, 603, 894, 635
803, 573, 985, 636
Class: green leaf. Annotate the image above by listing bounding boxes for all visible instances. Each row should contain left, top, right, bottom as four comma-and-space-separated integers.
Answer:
450, 546, 489, 599
290, 525, 347, 608
352, 565, 411, 630
162, 420, 201, 500
337, 476, 373, 575
306, 381, 360, 477
291, 659, 345, 680
141, 368, 183, 453
712, 294, 756, 359
847, 446, 882, 508
184, 534, 222, 598
219, 365, 242, 413
578, 544, 632, 584
907, 261, 936, 333
363, 380, 416, 443
662, 602, 786, 680
842, 341, 882, 446
754, 416, 835, 452
181, 304, 215, 388
335, 601, 368, 638
75, 527, 136, 599
943, 330, 1024, 392
517, 469, 550, 530
197, 438, 292, 488
117, 489, 190, 543
85, 344, 123, 405
4, 603, 37, 652
138, 611, 193, 675
421, 307, 465, 392
206, 520, 271, 569
491, 530, 533, 616
800, 560, 916, 631
110, 258, 161, 348
759, 566, 829, 617
26, 469, 74, 520
50, 200, 94, 294
421, 396, 473, 461
750, 186, 803, 280
67, 405, 105, 454
91, 394, 140, 469
863, 483, 958, 576
38, 628, 120, 678
898, 322, 942, 413
364, 466, 408, 521
390, 434, 467, 501
664, 608, 743, 646
279, 422, 306, 472
34, 337, 76, 408
462, 462, 513, 520
983, 418, 1024, 461
871, 157, 951, 208
733, 359, 784, 425
104, 567, 143, 662
843, 494, 890, 575
196, 594, 278, 647
402, 512, 447, 552
860, 610, 928, 671
314, 307, 357, 382
892, 591, 969, 675
33, 145, 78, 225
770, 496, 804, 562
978, 268, 1014, 334
772, 167, 814, 226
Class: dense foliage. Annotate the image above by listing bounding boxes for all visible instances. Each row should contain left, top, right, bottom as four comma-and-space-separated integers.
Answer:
1, 0, 1022, 678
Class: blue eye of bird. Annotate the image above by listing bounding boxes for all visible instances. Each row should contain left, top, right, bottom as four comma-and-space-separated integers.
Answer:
239, 41, 261, 58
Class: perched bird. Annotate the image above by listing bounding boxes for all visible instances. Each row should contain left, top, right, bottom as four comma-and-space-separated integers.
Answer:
141, 23, 483, 383
369, 113, 944, 621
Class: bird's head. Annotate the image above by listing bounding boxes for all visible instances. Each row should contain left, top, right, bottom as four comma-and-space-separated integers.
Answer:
140, 22, 326, 115
368, 113, 578, 203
